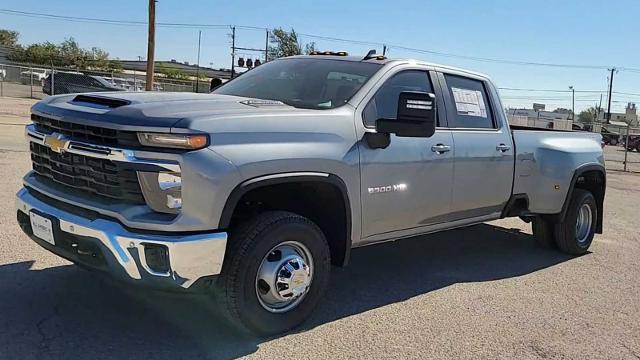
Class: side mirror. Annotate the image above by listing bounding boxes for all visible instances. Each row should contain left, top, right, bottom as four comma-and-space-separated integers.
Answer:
376, 91, 436, 137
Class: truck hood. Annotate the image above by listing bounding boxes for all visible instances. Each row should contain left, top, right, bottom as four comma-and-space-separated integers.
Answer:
32, 92, 324, 132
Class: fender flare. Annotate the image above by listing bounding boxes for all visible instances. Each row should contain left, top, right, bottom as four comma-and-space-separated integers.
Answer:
218, 172, 353, 265
558, 164, 606, 233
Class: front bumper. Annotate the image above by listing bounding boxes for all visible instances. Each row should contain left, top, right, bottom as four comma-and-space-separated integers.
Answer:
16, 187, 227, 290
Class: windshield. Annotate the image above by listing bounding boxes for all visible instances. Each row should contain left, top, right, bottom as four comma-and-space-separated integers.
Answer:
213, 58, 383, 109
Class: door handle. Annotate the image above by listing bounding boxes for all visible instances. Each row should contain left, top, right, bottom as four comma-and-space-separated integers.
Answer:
431, 144, 451, 154
496, 144, 511, 152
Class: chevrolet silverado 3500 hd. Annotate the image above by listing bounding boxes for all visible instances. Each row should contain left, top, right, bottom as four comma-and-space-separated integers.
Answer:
16, 52, 605, 335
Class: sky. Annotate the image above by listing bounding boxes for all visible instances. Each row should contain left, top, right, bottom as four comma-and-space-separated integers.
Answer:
1, 0, 639, 112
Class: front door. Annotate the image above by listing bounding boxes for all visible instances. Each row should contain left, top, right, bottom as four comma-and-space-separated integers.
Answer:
358, 70, 455, 238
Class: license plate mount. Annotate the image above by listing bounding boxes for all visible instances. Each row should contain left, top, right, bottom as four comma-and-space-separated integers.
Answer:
30, 211, 55, 245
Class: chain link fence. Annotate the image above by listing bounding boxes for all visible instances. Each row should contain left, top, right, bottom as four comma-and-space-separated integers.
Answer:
0, 62, 212, 100
574, 121, 640, 173
604, 124, 640, 173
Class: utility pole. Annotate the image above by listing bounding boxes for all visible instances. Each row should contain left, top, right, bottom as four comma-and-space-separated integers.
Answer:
145, 0, 156, 91
230, 26, 236, 79
606, 68, 616, 124
569, 86, 575, 120
195, 30, 202, 93
264, 29, 269, 62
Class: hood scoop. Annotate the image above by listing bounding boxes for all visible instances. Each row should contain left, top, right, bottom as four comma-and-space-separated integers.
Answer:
71, 94, 131, 109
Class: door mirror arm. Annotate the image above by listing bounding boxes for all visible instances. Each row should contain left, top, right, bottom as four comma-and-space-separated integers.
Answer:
364, 131, 391, 149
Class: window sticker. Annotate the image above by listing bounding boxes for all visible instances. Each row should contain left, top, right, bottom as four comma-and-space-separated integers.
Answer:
451, 87, 487, 118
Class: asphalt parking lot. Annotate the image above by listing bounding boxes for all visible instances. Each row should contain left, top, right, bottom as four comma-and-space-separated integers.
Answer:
0, 97, 639, 359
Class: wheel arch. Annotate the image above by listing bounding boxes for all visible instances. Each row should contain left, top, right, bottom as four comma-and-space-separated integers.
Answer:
559, 164, 606, 233
219, 172, 353, 266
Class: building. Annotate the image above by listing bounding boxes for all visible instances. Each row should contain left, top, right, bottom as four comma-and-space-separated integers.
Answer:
506, 106, 573, 130
598, 103, 638, 126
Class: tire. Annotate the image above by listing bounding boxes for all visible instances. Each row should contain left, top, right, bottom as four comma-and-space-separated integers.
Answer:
554, 189, 597, 255
532, 217, 556, 248
610, 138, 618, 146
216, 211, 331, 336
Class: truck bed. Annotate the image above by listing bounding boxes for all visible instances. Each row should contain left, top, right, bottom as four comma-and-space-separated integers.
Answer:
511, 128, 603, 214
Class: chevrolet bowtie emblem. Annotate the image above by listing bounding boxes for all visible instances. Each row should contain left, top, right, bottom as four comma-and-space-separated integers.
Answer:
43, 133, 69, 153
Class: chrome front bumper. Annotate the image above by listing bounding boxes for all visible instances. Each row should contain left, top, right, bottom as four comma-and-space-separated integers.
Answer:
16, 187, 227, 289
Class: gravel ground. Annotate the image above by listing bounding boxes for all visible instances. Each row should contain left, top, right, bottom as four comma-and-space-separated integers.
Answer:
0, 97, 638, 359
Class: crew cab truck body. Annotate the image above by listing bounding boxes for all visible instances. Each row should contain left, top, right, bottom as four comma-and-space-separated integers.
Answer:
16, 54, 605, 335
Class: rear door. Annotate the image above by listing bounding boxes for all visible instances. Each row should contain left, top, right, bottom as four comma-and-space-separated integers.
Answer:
438, 72, 514, 220
358, 69, 455, 237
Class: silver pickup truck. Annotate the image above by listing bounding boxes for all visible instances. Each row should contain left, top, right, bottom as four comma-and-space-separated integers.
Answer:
16, 52, 605, 335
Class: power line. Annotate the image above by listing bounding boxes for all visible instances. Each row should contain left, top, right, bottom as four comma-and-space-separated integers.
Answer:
0, 9, 237, 29
3, 8, 640, 71
613, 91, 640, 97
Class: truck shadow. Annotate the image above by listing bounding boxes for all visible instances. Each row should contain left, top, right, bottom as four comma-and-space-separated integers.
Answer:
0, 223, 573, 359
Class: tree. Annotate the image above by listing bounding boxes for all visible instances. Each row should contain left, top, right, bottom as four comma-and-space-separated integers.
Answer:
7, 37, 120, 71
91, 47, 123, 72
304, 42, 317, 55
8, 41, 60, 65
578, 107, 598, 123
268, 28, 317, 60
0, 29, 19, 47
553, 108, 573, 115
268, 28, 301, 59
157, 64, 190, 80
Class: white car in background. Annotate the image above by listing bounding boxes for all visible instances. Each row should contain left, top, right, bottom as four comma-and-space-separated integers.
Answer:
20, 69, 49, 86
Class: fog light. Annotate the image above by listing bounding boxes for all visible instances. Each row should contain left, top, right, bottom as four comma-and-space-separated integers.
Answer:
144, 243, 170, 274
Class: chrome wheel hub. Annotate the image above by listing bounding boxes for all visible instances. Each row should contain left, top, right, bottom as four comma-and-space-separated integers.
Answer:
575, 203, 593, 244
256, 241, 313, 313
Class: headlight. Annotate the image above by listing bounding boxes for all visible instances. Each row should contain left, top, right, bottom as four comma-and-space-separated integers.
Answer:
138, 133, 209, 150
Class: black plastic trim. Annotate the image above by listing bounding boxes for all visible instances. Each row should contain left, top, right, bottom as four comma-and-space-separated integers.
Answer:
558, 164, 606, 233
72, 94, 131, 108
218, 172, 353, 266
501, 193, 530, 218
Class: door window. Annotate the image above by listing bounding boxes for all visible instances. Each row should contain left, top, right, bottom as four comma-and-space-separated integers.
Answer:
443, 74, 495, 129
363, 70, 434, 127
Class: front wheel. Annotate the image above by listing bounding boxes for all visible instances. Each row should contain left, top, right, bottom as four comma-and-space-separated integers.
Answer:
216, 211, 331, 335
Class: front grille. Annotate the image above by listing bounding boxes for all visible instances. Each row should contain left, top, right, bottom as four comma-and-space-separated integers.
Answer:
31, 114, 141, 148
30, 142, 145, 204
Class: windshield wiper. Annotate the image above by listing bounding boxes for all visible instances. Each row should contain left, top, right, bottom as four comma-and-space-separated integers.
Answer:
278, 99, 320, 110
